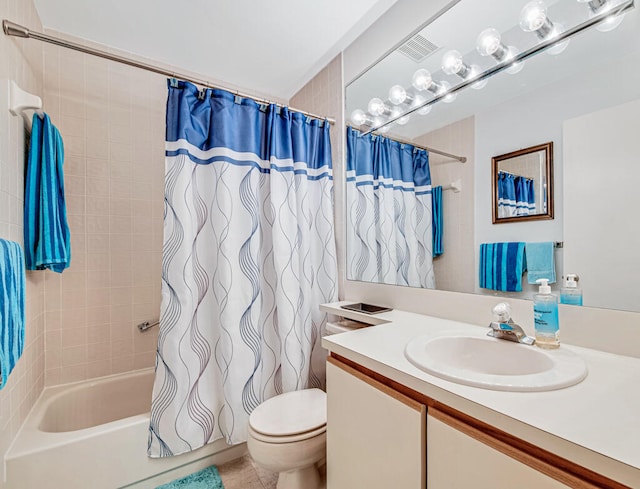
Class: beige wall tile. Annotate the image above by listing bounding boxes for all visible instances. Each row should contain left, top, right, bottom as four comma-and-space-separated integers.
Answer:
0, 0, 47, 467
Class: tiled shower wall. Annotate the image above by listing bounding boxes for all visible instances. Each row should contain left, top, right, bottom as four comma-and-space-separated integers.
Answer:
0, 0, 46, 481
413, 116, 476, 295
289, 54, 345, 295
41, 33, 167, 385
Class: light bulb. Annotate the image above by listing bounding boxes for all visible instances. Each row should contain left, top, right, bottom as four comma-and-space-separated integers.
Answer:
367, 97, 387, 117
371, 116, 386, 129
505, 47, 525, 75
388, 85, 408, 105
578, 0, 627, 32
520, 1, 548, 32
469, 66, 487, 90
391, 107, 410, 125
596, 12, 625, 31
441, 50, 464, 76
476, 28, 503, 57
412, 69, 432, 91
439, 81, 456, 104
546, 23, 570, 55
417, 105, 432, 115
350, 109, 366, 126
412, 95, 432, 115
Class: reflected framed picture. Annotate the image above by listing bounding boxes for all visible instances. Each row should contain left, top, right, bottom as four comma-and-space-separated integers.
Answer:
491, 142, 554, 224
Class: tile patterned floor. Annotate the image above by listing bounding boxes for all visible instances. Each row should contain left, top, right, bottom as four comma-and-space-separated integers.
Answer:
217, 455, 326, 489
217, 455, 278, 489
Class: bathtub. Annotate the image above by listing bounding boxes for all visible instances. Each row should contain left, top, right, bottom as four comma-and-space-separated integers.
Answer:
5, 369, 244, 489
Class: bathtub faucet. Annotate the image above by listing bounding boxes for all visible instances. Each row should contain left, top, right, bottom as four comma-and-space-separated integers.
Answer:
137, 319, 160, 333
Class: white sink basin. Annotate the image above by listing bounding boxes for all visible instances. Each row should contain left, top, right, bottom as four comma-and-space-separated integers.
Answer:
405, 335, 588, 391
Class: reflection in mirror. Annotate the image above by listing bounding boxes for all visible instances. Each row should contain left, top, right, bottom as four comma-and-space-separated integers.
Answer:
344, 0, 640, 312
492, 142, 553, 224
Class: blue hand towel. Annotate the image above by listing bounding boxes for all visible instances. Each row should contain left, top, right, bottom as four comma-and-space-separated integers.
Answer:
0, 240, 26, 390
24, 113, 71, 272
525, 241, 556, 284
479, 242, 526, 292
432, 186, 443, 257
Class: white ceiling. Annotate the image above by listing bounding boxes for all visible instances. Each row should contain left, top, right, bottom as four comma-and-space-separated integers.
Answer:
32, 0, 398, 101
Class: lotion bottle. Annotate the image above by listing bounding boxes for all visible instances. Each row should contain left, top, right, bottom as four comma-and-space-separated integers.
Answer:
560, 274, 583, 306
533, 278, 560, 349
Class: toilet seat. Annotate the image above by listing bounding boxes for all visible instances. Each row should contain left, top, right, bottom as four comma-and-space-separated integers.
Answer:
249, 388, 326, 439
248, 423, 326, 444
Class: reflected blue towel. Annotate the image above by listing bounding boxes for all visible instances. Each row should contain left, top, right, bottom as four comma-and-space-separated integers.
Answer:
525, 241, 556, 284
24, 113, 70, 272
479, 242, 526, 292
0, 240, 25, 390
432, 186, 443, 257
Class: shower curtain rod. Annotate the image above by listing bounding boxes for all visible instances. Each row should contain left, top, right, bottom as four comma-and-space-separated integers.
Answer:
397, 137, 466, 163
2, 20, 336, 125
349, 125, 467, 163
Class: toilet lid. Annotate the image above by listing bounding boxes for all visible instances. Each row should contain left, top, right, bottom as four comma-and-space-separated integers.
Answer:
249, 389, 326, 437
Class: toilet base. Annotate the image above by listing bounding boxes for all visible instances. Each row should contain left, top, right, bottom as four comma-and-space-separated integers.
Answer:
277, 464, 322, 489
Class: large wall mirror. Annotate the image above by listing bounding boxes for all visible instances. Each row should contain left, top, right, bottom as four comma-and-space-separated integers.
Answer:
345, 0, 640, 312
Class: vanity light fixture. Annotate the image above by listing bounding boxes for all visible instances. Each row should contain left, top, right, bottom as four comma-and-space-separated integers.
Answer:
441, 50, 471, 77
438, 81, 457, 103
352, 0, 634, 136
519, 1, 570, 54
411, 68, 433, 91
350, 109, 369, 126
476, 29, 525, 75
476, 28, 507, 60
411, 68, 448, 97
441, 50, 487, 89
388, 84, 415, 105
411, 95, 432, 115
367, 97, 391, 116
577, 0, 626, 31
391, 106, 411, 125
472, 27, 524, 75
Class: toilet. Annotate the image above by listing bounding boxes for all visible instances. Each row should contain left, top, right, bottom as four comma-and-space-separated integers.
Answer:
247, 319, 363, 489
247, 388, 327, 489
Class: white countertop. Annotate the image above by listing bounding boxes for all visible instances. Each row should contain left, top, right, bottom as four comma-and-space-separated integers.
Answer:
321, 302, 640, 487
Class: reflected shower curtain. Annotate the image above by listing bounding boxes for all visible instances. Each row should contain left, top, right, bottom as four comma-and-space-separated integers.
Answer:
497, 172, 535, 217
346, 127, 435, 288
148, 80, 337, 457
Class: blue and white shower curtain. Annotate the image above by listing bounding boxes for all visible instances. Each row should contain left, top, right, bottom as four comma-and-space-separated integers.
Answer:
148, 80, 337, 457
497, 171, 535, 217
346, 127, 435, 288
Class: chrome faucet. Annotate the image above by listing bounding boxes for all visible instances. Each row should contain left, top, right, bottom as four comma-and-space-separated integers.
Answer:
487, 303, 535, 346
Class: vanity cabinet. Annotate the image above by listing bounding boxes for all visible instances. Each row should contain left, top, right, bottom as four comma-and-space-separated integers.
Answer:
326, 355, 629, 489
428, 410, 576, 489
326, 358, 426, 489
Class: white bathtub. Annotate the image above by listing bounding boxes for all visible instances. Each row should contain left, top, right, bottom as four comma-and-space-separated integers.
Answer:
5, 369, 244, 489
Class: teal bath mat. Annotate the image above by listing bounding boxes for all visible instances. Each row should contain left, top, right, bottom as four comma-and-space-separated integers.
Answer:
155, 465, 223, 489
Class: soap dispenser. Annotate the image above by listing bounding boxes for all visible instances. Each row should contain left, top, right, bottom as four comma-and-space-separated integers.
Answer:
560, 274, 583, 306
533, 278, 560, 349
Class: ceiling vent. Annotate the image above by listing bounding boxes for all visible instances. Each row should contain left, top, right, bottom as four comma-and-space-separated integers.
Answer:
396, 34, 439, 63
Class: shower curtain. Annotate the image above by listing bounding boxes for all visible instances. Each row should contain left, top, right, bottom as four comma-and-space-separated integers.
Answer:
148, 80, 337, 457
346, 127, 435, 288
497, 171, 535, 217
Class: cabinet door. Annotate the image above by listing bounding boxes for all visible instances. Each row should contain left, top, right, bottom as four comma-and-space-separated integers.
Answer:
427, 411, 577, 489
326, 359, 426, 489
